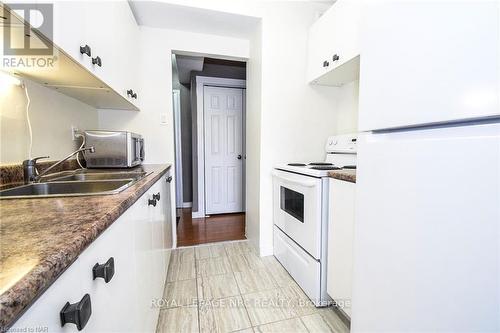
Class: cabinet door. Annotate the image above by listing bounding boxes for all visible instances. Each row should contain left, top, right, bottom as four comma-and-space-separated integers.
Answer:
133, 188, 155, 331
83, 1, 117, 86
358, 2, 500, 131
51, 1, 92, 70
327, 178, 355, 317
307, 0, 361, 84
9, 259, 86, 333
307, 10, 333, 83
162, 172, 174, 272
329, 0, 360, 69
78, 212, 136, 332
150, 179, 166, 302
110, 1, 140, 103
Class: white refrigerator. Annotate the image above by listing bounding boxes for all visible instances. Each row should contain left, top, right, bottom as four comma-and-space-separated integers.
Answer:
352, 1, 500, 331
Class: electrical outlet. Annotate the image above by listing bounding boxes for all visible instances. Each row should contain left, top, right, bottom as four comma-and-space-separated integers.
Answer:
71, 126, 79, 141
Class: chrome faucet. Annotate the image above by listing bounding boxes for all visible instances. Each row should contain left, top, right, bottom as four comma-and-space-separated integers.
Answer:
22, 146, 95, 184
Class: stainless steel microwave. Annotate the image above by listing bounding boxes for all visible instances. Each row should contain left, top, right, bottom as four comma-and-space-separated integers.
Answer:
83, 130, 145, 168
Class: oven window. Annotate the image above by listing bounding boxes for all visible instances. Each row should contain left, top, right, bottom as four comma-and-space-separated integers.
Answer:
280, 186, 304, 222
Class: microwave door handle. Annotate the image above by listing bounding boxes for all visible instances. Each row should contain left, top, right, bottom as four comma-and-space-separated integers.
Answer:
140, 139, 145, 160
271, 171, 317, 187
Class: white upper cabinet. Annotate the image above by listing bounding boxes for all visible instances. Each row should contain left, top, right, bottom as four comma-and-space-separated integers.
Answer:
358, 2, 500, 131
307, 0, 361, 86
51, 1, 90, 69
47, 1, 141, 109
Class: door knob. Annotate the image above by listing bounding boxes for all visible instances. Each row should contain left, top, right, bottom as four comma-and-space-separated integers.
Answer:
332, 54, 340, 61
60, 294, 92, 330
166, 176, 173, 183
237, 155, 242, 160
92, 257, 115, 283
323, 60, 329, 67
153, 192, 160, 201
148, 198, 157, 207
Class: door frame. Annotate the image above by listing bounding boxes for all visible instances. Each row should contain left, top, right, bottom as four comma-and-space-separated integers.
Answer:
193, 76, 246, 218
172, 89, 183, 208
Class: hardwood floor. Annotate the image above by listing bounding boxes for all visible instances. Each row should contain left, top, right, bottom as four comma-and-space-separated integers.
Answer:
176, 208, 246, 246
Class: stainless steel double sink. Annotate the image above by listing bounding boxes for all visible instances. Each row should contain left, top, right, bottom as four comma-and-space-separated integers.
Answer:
0, 170, 149, 199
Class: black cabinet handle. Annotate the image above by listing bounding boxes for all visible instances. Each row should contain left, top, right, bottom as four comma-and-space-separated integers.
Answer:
60, 294, 92, 331
237, 154, 242, 160
92, 56, 102, 67
323, 60, 329, 67
148, 198, 157, 207
166, 176, 172, 183
92, 257, 115, 283
332, 54, 340, 62
80, 45, 91, 57
127, 89, 138, 99
153, 192, 160, 201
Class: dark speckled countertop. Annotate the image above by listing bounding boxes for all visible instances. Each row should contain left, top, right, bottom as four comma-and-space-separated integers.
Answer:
328, 169, 356, 183
0, 164, 171, 329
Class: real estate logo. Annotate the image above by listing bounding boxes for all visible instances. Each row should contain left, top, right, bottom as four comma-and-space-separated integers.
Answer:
2, 3, 57, 69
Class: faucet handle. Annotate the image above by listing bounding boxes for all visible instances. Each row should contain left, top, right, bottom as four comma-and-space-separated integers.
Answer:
32, 156, 50, 162
23, 156, 49, 166
23, 156, 49, 184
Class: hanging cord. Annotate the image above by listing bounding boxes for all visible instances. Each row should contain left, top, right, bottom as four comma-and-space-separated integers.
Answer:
23, 83, 33, 159
74, 132, 86, 169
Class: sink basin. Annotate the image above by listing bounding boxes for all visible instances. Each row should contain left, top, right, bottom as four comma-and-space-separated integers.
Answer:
45, 171, 147, 182
0, 180, 133, 199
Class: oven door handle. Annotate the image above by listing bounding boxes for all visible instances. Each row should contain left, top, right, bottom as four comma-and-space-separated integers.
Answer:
272, 171, 318, 188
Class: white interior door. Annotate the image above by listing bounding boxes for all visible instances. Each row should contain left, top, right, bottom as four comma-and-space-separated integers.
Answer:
204, 86, 244, 214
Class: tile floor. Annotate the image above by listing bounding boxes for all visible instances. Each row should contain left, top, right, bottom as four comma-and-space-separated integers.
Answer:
156, 240, 349, 333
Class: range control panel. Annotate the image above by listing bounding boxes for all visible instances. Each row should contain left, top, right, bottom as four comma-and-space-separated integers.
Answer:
325, 134, 357, 153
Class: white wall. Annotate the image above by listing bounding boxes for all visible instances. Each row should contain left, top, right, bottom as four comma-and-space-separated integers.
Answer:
110, 1, 360, 255
257, 2, 350, 255
244, 23, 263, 250
334, 80, 359, 134
0, 79, 98, 164
98, 28, 249, 165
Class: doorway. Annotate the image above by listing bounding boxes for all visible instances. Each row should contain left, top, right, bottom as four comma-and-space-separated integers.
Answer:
172, 54, 247, 246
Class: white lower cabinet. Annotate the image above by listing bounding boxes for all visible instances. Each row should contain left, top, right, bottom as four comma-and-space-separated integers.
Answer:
9, 256, 84, 333
327, 178, 355, 317
9, 172, 173, 332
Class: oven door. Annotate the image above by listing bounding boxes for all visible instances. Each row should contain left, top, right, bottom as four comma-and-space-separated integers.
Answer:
272, 169, 323, 259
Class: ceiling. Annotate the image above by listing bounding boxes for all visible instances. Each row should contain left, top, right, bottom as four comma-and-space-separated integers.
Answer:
128, 1, 260, 39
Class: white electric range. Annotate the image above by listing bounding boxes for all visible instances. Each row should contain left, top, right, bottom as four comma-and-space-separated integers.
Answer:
272, 134, 357, 306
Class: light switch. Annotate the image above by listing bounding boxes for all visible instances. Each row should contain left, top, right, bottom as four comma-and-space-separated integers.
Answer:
160, 113, 168, 125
